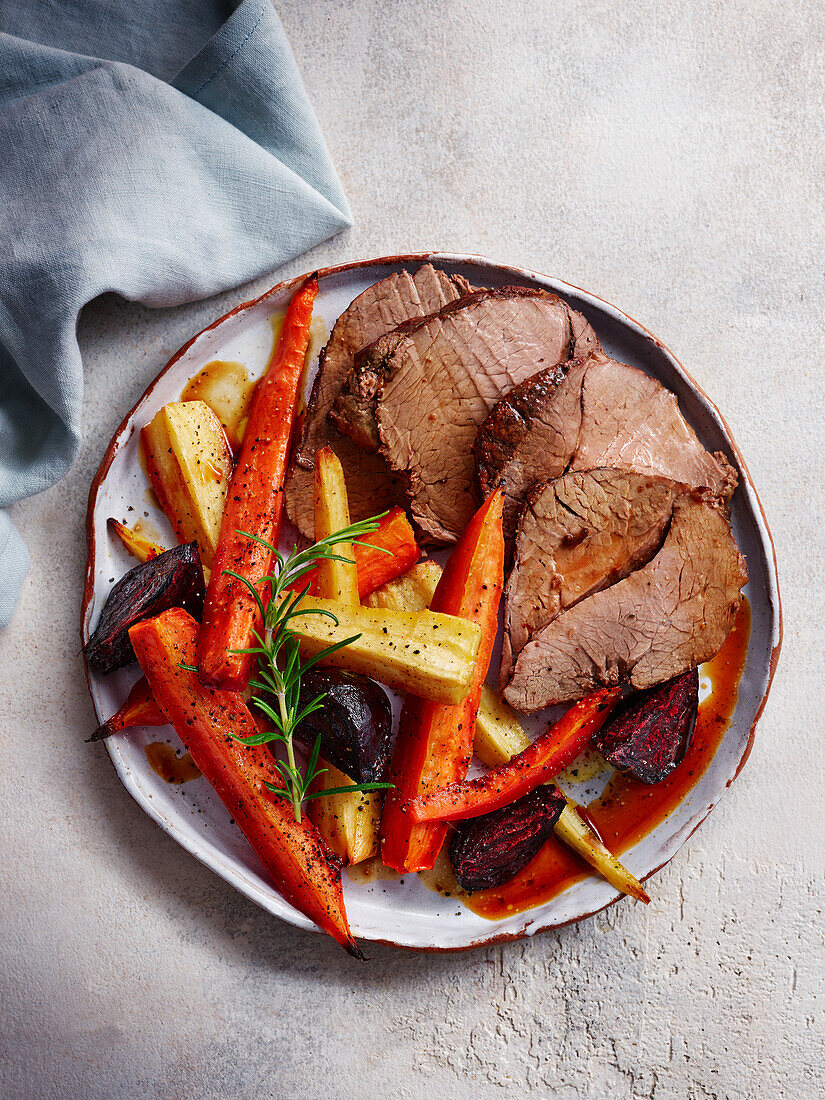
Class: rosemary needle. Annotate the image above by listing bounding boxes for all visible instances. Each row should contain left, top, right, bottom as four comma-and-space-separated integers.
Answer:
223, 516, 395, 822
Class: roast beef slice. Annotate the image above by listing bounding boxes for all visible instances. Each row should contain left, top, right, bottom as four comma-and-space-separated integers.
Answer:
476, 353, 737, 545
475, 355, 592, 540
504, 493, 748, 712
331, 286, 597, 543
571, 356, 737, 500
500, 469, 680, 688
285, 264, 470, 538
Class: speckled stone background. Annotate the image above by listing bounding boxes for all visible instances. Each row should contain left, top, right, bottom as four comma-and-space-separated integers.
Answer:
2, 2, 823, 1097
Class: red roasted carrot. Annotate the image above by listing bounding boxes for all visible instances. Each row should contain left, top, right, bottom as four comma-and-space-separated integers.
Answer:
131, 607, 361, 956
404, 688, 621, 824
300, 506, 419, 599
198, 274, 319, 691
86, 676, 167, 742
380, 490, 504, 873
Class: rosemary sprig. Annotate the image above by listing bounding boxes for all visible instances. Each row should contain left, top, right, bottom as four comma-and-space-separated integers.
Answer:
224, 515, 394, 822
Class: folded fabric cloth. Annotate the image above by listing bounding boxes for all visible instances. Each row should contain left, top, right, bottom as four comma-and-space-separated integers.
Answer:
0, 0, 352, 626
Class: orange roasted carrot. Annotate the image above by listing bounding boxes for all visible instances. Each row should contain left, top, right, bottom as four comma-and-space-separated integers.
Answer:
131, 607, 361, 957
380, 490, 504, 873
86, 676, 166, 742
198, 274, 318, 691
404, 688, 620, 824
300, 506, 419, 599
348, 506, 419, 596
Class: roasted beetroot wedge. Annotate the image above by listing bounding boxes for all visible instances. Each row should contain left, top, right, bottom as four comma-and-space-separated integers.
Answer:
293, 669, 393, 783
448, 785, 566, 892
85, 543, 204, 674
593, 668, 699, 784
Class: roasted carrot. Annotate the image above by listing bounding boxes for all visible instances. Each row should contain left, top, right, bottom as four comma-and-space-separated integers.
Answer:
403, 687, 620, 824
380, 490, 504, 873
299, 506, 420, 599
130, 607, 361, 957
347, 506, 419, 596
198, 274, 319, 691
86, 676, 166, 742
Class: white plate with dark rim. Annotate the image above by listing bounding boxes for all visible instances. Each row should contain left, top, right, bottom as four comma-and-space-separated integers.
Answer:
81, 253, 782, 951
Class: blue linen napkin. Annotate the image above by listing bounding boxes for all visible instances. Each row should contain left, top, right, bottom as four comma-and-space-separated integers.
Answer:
0, 0, 352, 626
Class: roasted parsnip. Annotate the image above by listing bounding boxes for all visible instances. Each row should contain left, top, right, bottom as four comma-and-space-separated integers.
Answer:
141, 400, 232, 568
290, 595, 481, 706
307, 761, 381, 865
363, 560, 442, 612
307, 448, 380, 864
475, 685, 531, 764
313, 446, 359, 605
553, 802, 650, 903
108, 518, 166, 563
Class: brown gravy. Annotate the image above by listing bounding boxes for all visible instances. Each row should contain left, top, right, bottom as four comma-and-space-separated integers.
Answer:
145, 742, 201, 785
465, 598, 752, 920
181, 360, 255, 452
346, 856, 401, 886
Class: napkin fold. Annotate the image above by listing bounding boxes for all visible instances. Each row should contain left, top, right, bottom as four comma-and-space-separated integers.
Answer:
0, 0, 352, 626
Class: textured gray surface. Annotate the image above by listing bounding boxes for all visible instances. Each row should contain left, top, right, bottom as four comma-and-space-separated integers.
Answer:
1, 1, 823, 1097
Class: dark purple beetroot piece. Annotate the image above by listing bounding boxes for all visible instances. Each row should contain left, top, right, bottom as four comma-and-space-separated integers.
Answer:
293, 669, 393, 783
448, 785, 567, 892
84, 543, 204, 674
593, 668, 699, 784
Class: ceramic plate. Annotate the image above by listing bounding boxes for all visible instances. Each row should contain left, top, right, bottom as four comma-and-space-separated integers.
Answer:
82, 253, 781, 950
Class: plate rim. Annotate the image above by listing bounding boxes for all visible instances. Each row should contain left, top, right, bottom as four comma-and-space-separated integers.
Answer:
81, 251, 783, 952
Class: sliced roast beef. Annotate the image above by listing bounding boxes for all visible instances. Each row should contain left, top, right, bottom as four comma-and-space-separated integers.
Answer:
330, 286, 599, 543
475, 355, 592, 539
475, 352, 736, 543
504, 493, 748, 712
500, 469, 681, 688
329, 322, 420, 452
285, 264, 470, 538
571, 357, 737, 500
